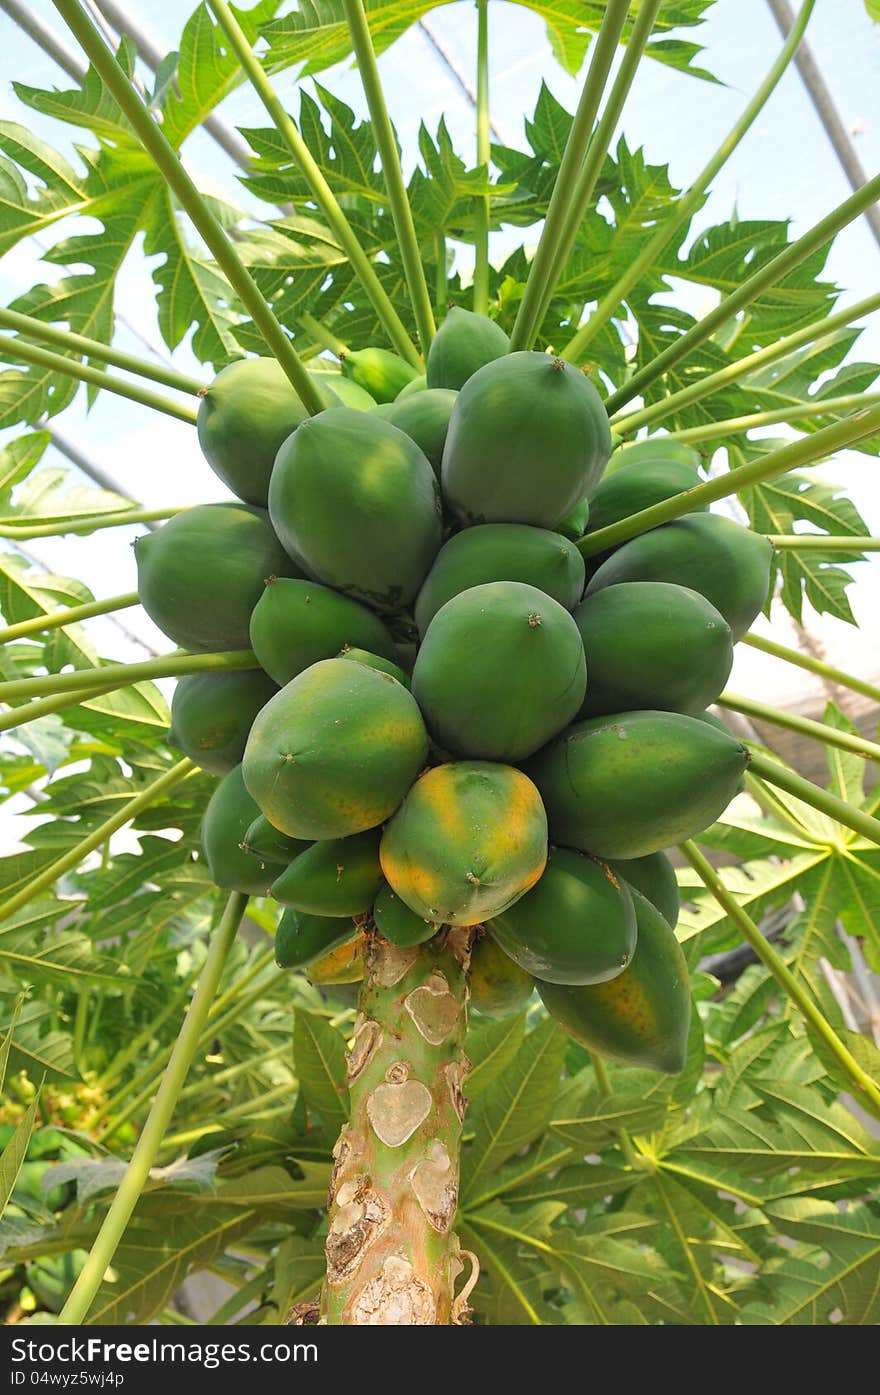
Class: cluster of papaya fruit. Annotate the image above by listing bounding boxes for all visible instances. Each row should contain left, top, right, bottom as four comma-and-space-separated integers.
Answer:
136, 307, 772, 1075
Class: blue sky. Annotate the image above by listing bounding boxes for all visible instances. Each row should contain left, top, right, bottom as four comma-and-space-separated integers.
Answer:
0, 0, 878, 678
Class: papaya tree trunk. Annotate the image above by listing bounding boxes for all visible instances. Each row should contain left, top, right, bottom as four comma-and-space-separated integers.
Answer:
318, 927, 477, 1325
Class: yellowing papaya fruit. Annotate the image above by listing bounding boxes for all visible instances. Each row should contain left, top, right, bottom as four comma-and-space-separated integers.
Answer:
169, 669, 278, 775
306, 932, 366, 984
525, 710, 748, 859
274, 907, 360, 970
573, 581, 733, 717
608, 850, 679, 929
487, 847, 636, 985
268, 408, 442, 610
414, 523, 586, 635
469, 933, 535, 1019
201, 763, 274, 897
196, 357, 338, 507
537, 888, 690, 1073
385, 389, 457, 475
241, 814, 311, 867
585, 513, 772, 641
380, 761, 547, 925
585, 457, 703, 536
243, 657, 428, 839
441, 351, 612, 527
341, 347, 420, 402
271, 829, 383, 917
412, 580, 587, 761
249, 576, 397, 687
135, 502, 297, 653
373, 882, 439, 946
426, 307, 510, 390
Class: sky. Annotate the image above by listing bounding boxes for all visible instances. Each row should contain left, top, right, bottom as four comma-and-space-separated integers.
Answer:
0, 0, 878, 710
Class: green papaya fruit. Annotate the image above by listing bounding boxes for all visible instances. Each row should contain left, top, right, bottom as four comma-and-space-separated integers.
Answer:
696, 710, 746, 791
585, 458, 703, 537
201, 764, 274, 896
385, 389, 457, 475
379, 761, 548, 925
573, 582, 733, 717
243, 657, 428, 839
412, 580, 586, 761
373, 882, 439, 946
585, 513, 772, 641
135, 503, 298, 652
268, 408, 442, 610
414, 523, 586, 635
274, 907, 359, 970
196, 357, 338, 507
169, 669, 278, 775
337, 647, 411, 686
606, 437, 702, 473
538, 888, 690, 1073
524, 710, 748, 859
395, 372, 427, 400
370, 402, 395, 418
341, 347, 420, 402
249, 576, 397, 687
241, 814, 311, 867
441, 352, 612, 527
271, 829, 383, 916
426, 307, 510, 390
469, 934, 535, 1019
557, 498, 590, 541
309, 368, 376, 410
488, 846, 637, 984
608, 850, 679, 929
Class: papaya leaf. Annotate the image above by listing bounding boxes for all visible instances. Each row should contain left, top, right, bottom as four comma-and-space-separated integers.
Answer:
0, 1092, 41, 1220
293, 1009, 349, 1135
741, 1198, 880, 1324
464, 1011, 526, 1100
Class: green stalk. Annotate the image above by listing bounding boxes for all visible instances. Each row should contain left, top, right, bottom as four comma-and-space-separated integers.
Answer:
0, 759, 194, 925
681, 842, 880, 1112
321, 929, 474, 1325
1, 507, 182, 541
541, 0, 663, 331
73, 988, 89, 1075
665, 390, 880, 443
206, 0, 420, 369
577, 401, 880, 557
51, 0, 324, 415
748, 749, 880, 848
58, 891, 249, 1325
591, 1053, 642, 1169
612, 290, 880, 435
508, 0, 631, 353
0, 680, 149, 737
341, 0, 435, 352
0, 648, 257, 704
299, 312, 348, 360
0, 590, 139, 645
1, 336, 198, 424
434, 232, 448, 314
604, 169, 880, 415
473, 0, 491, 316
0, 306, 204, 395
767, 533, 880, 551
741, 631, 880, 703
562, 0, 816, 363
719, 692, 880, 762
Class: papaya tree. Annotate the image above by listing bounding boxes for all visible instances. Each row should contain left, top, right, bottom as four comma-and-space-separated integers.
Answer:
1, 0, 879, 1328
